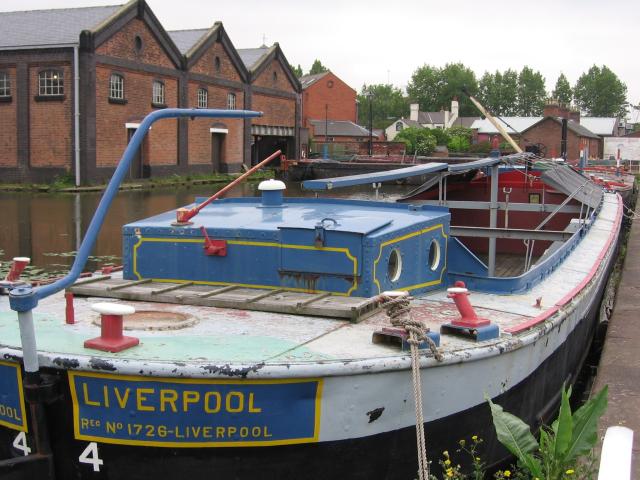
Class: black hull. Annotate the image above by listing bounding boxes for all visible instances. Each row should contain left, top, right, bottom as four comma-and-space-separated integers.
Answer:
0, 253, 614, 480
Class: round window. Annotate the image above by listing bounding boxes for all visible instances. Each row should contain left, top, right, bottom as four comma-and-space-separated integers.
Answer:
388, 249, 402, 282
327, 80, 334, 88
428, 239, 441, 271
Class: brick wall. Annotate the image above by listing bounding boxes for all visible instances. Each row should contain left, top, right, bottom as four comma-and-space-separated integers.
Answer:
95, 65, 178, 167
186, 82, 244, 166
303, 72, 356, 127
521, 118, 595, 160
252, 58, 296, 92
252, 94, 295, 127
190, 40, 242, 83
0, 67, 17, 167
29, 64, 72, 169
96, 18, 175, 69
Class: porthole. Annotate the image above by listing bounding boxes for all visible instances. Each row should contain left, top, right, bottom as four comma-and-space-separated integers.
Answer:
428, 239, 441, 271
134, 35, 143, 52
388, 249, 402, 282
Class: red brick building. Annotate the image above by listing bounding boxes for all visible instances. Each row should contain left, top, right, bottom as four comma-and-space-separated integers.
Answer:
0, 1, 301, 184
300, 71, 357, 129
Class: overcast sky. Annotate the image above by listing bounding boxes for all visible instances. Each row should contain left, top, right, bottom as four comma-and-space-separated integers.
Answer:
4, 0, 639, 120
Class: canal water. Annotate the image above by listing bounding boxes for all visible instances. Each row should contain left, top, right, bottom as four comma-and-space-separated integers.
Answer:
0, 182, 409, 275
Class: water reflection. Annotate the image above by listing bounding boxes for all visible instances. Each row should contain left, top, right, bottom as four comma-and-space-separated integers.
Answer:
0, 181, 409, 272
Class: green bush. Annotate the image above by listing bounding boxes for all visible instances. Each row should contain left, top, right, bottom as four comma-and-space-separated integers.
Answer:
446, 125, 473, 141
395, 127, 437, 155
425, 128, 450, 146
469, 141, 492, 154
448, 136, 471, 152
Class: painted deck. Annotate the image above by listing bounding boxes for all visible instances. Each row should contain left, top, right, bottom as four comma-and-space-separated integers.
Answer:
592, 208, 640, 478
0, 193, 620, 374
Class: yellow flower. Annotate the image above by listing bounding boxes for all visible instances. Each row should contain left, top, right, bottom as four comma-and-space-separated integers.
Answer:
475, 457, 481, 461
472, 435, 478, 441
444, 459, 451, 466
443, 450, 449, 458
504, 471, 511, 478
446, 469, 454, 478
566, 469, 575, 475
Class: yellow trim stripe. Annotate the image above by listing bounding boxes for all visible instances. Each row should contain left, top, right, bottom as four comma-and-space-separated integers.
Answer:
0, 360, 28, 432
68, 371, 323, 448
132, 236, 359, 296
373, 224, 448, 294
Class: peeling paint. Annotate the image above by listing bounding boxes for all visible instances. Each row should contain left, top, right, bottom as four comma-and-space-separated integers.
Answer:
89, 357, 117, 371
53, 357, 80, 369
366, 407, 385, 423
200, 362, 265, 378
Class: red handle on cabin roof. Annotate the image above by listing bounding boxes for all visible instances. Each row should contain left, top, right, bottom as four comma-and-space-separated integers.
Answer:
175, 149, 282, 223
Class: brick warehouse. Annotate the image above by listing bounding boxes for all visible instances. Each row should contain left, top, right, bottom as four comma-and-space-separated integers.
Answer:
0, 0, 301, 185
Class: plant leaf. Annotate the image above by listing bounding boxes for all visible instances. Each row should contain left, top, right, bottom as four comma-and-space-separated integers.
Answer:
564, 385, 608, 462
488, 398, 539, 464
553, 386, 573, 459
520, 452, 544, 479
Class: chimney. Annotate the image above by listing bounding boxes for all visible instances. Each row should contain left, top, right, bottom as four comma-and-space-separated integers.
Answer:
410, 103, 419, 122
543, 99, 569, 119
447, 98, 459, 128
569, 109, 580, 124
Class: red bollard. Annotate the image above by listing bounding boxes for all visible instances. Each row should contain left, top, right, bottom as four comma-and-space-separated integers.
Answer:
84, 303, 139, 353
5, 257, 30, 282
447, 281, 490, 328
65, 292, 75, 324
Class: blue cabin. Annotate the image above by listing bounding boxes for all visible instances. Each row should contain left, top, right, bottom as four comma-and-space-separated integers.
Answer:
122, 180, 450, 297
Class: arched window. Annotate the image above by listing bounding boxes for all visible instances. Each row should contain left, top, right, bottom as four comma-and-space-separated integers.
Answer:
152, 80, 165, 106
109, 74, 124, 100
395, 122, 403, 132
38, 69, 64, 96
197, 88, 208, 108
272, 71, 278, 83
0, 72, 10, 98
227, 92, 236, 110
214, 56, 221, 72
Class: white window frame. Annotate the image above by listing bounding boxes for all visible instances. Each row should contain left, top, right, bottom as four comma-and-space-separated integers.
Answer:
109, 74, 124, 100
197, 88, 208, 108
152, 80, 165, 105
227, 92, 236, 110
0, 73, 9, 97
38, 70, 64, 96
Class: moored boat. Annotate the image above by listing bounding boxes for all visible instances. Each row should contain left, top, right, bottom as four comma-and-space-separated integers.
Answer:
0, 109, 623, 479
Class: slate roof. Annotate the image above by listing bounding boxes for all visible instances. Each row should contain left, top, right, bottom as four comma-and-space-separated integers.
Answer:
471, 117, 543, 134
299, 72, 329, 89
168, 28, 208, 54
398, 119, 423, 129
418, 111, 446, 125
237, 46, 270, 70
310, 120, 371, 137
580, 117, 617, 136
449, 117, 481, 128
0, 5, 123, 49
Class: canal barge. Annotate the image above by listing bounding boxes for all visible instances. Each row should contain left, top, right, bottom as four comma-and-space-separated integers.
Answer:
0, 109, 623, 479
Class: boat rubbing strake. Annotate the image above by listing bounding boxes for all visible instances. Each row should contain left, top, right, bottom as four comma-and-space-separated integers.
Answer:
0, 109, 624, 480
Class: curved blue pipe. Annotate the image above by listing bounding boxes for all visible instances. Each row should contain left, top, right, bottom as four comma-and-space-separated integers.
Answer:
34, 108, 262, 302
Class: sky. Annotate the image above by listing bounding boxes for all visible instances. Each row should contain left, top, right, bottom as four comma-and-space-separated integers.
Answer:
3, 0, 640, 120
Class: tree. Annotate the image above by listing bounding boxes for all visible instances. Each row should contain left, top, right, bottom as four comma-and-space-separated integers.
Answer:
309, 59, 328, 75
394, 127, 436, 155
357, 84, 409, 129
292, 64, 303, 78
406, 64, 441, 112
478, 70, 519, 116
574, 65, 628, 117
406, 63, 478, 116
517, 66, 547, 116
552, 73, 572, 106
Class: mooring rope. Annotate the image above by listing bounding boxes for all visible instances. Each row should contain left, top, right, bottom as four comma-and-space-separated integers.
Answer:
379, 294, 441, 480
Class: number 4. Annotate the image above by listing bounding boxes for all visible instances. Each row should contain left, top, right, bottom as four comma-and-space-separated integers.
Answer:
79, 442, 104, 472
12, 431, 31, 456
